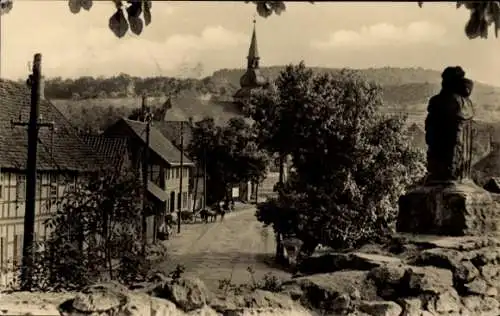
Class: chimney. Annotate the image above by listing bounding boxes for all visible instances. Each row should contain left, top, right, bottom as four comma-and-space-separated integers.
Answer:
188, 116, 193, 126
141, 94, 148, 121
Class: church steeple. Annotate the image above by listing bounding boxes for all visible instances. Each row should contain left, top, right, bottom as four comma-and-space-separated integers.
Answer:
247, 19, 260, 69
234, 17, 268, 101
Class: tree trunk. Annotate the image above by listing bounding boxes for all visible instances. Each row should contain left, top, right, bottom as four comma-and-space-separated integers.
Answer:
278, 154, 285, 185
296, 239, 318, 267
255, 182, 259, 204
275, 231, 285, 264
192, 165, 200, 212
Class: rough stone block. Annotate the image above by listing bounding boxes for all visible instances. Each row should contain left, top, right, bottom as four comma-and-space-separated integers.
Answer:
403, 266, 454, 295
358, 300, 402, 316
397, 181, 500, 236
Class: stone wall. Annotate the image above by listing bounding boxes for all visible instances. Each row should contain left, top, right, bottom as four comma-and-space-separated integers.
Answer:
293, 234, 500, 315
3, 234, 500, 315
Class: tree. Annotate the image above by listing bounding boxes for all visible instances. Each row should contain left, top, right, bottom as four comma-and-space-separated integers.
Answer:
19, 168, 162, 291
254, 63, 426, 260
247, 63, 315, 186
188, 117, 269, 205
2, 1, 499, 39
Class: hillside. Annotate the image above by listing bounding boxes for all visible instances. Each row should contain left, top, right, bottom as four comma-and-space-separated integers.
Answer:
212, 67, 500, 121
45, 67, 500, 134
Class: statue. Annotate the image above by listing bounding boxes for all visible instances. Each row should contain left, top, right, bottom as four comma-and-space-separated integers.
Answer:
425, 66, 475, 182
397, 66, 499, 237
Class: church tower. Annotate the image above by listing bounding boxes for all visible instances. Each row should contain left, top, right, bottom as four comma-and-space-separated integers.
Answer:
233, 18, 268, 101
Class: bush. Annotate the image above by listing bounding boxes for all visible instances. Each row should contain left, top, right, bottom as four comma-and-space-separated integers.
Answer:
217, 266, 283, 295
6, 168, 165, 291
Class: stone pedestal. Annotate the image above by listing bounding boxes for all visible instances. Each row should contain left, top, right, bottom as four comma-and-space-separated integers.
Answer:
397, 180, 500, 236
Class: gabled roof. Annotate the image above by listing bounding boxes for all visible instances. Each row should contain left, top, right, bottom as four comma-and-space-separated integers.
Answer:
0, 79, 101, 172
80, 135, 129, 169
105, 118, 194, 167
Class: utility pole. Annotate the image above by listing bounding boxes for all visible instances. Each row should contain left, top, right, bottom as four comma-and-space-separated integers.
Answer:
203, 146, 207, 210
141, 94, 152, 255
0, 6, 2, 78
177, 121, 184, 234
11, 54, 54, 290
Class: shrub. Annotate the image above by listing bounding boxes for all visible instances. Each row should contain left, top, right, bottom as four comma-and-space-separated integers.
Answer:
7, 168, 165, 291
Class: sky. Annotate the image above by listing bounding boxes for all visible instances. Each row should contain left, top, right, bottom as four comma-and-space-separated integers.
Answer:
2, 1, 500, 86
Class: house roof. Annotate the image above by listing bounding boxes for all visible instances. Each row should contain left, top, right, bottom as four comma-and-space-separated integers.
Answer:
106, 118, 194, 167
80, 135, 129, 169
0, 79, 101, 172
154, 120, 194, 148
154, 121, 208, 177
162, 96, 243, 126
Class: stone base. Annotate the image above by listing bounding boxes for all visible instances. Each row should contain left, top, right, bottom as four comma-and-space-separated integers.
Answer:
397, 180, 500, 236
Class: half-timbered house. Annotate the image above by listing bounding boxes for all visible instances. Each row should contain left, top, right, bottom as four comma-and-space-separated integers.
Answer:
0, 79, 102, 285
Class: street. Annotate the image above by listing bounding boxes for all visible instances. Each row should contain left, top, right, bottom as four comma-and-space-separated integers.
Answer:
159, 206, 291, 293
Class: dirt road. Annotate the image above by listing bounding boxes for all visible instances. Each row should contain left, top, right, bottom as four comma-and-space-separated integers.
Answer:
159, 207, 291, 293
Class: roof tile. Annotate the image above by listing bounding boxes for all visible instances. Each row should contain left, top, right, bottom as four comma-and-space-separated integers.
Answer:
80, 135, 129, 169
0, 79, 101, 171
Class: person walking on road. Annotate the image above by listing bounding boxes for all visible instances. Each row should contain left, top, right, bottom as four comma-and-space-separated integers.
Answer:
220, 201, 228, 222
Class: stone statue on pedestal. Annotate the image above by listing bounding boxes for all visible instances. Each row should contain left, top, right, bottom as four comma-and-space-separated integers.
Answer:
425, 66, 474, 182
397, 66, 499, 237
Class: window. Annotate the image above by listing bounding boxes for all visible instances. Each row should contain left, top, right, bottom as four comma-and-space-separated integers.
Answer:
13, 235, 21, 265
0, 173, 3, 200
35, 181, 41, 199
175, 168, 180, 179
49, 183, 57, 200
67, 183, 76, 193
166, 169, 170, 180
151, 165, 161, 182
0, 237, 4, 270
182, 192, 188, 209
16, 175, 26, 201
8, 186, 16, 202
41, 185, 50, 200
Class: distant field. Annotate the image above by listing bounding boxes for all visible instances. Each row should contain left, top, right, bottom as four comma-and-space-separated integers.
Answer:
52, 95, 500, 131
53, 97, 159, 109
